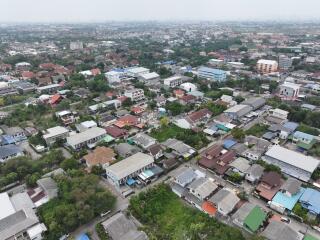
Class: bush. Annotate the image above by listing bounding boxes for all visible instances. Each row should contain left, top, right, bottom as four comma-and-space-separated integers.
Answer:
96, 223, 109, 240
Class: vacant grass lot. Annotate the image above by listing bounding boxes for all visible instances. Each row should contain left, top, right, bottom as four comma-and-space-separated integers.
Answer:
129, 184, 246, 240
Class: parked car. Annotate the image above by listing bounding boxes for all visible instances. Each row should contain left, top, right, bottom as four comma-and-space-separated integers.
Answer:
281, 217, 291, 224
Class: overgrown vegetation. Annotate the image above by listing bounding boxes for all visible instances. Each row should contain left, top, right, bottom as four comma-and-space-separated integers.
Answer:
129, 184, 246, 240
150, 124, 209, 149
245, 124, 269, 137
39, 172, 116, 240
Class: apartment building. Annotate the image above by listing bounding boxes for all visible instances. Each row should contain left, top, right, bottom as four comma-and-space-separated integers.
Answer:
256, 59, 278, 74
124, 88, 145, 102
163, 76, 183, 88
66, 127, 106, 150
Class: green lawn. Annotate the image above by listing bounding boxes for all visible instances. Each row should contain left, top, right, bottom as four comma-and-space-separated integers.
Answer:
150, 124, 209, 150
129, 184, 246, 240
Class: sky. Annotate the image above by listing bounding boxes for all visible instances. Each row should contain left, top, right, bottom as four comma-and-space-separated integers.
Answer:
1, 0, 320, 23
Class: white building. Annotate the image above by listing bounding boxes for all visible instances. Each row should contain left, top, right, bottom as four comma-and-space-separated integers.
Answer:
138, 72, 160, 83
66, 127, 106, 150
224, 104, 252, 120
70, 41, 83, 50
271, 108, 289, 120
124, 88, 145, 102
263, 145, 320, 182
180, 82, 197, 92
0, 192, 47, 240
126, 67, 149, 78
105, 152, 154, 187
42, 126, 69, 146
163, 76, 183, 88
279, 82, 300, 100
105, 71, 124, 84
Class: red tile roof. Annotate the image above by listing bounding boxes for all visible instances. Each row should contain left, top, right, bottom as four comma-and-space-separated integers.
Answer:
187, 108, 212, 123
105, 126, 127, 138
50, 94, 62, 105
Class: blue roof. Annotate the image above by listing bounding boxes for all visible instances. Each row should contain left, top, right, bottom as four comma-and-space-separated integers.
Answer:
293, 131, 315, 141
223, 139, 237, 149
1, 135, 16, 144
272, 188, 305, 211
76, 234, 90, 240
283, 122, 299, 132
300, 188, 320, 215
126, 178, 136, 186
198, 66, 226, 75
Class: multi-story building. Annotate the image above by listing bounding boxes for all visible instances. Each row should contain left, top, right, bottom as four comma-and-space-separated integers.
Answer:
105, 152, 154, 187
126, 67, 149, 78
105, 70, 124, 84
279, 55, 292, 71
278, 82, 300, 100
124, 88, 145, 102
256, 59, 278, 74
197, 66, 227, 81
42, 126, 70, 146
163, 76, 183, 88
70, 41, 83, 50
55, 110, 75, 125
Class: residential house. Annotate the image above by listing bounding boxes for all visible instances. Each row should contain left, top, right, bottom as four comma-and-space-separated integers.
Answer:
83, 146, 116, 170
1, 125, 26, 142
105, 126, 127, 139
245, 164, 265, 184
292, 131, 316, 151
208, 188, 240, 216
299, 188, 320, 217
42, 126, 69, 146
162, 138, 196, 159
0, 144, 24, 163
255, 171, 284, 201
131, 133, 156, 149
76, 120, 97, 133
66, 127, 106, 150
261, 221, 303, 240
105, 152, 154, 187
270, 178, 304, 213
101, 212, 148, 240
187, 177, 218, 201
147, 144, 164, 160
114, 143, 140, 158
55, 110, 75, 126
199, 144, 236, 175
227, 157, 251, 176
173, 167, 197, 188
243, 136, 271, 161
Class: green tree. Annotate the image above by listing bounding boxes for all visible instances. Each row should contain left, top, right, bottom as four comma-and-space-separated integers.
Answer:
231, 128, 245, 142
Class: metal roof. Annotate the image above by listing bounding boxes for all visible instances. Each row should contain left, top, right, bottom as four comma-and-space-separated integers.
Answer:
265, 145, 320, 173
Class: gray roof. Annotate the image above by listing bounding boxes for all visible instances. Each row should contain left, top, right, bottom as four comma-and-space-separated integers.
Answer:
10, 192, 35, 211
232, 202, 255, 225
36, 177, 58, 199
229, 158, 251, 173
66, 127, 106, 146
0, 144, 23, 160
131, 133, 156, 149
188, 177, 218, 199
0, 125, 24, 135
281, 178, 302, 195
174, 167, 197, 187
209, 189, 240, 214
245, 164, 264, 178
242, 97, 266, 110
264, 145, 320, 173
261, 221, 303, 240
106, 153, 154, 180
115, 143, 140, 157
0, 209, 39, 240
102, 212, 148, 240
162, 138, 195, 157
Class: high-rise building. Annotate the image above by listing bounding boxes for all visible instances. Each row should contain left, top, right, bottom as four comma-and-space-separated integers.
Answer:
70, 41, 83, 50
